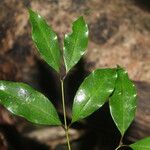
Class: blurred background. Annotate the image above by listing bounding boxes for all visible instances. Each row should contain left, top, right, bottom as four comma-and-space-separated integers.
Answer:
0, 0, 150, 149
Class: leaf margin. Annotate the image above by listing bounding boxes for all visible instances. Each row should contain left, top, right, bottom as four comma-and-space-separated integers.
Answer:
63, 16, 89, 72
0, 80, 62, 126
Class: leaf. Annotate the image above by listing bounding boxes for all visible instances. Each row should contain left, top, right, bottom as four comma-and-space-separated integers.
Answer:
29, 9, 61, 72
63, 16, 88, 72
72, 68, 117, 123
109, 67, 137, 135
130, 137, 150, 150
0, 81, 61, 125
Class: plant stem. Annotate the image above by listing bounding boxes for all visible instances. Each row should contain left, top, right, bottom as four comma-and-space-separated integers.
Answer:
115, 135, 129, 150
115, 136, 123, 150
60, 79, 71, 150
115, 145, 121, 150
115, 144, 129, 150
66, 127, 71, 150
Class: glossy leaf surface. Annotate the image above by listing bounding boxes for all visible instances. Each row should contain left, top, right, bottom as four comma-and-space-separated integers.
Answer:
0, 81, 61, 125
130, 137, 150, 150
29, 9, 61, 72
64, 16, 88, 72
109, 67, 137, 135
72, 69, 117, 123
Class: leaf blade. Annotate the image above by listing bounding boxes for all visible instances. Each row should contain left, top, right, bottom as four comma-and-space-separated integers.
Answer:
72, 68, 117, 123
64, 16, 88, 72
130, 137, 150, 150
0, 81, 61, 125
29, 9, 61, 72
109, 67, 137, 135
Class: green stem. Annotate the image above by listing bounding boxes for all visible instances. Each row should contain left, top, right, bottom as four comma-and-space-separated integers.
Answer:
60, 79, 71, 150
66, 127, 71, 150
115, 135, 129, 150
115, 144, 129, 150
115, 145, 121, 150
115, 136, 123, 150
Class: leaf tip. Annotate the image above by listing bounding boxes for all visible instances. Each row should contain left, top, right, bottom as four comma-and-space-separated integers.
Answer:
78, 16, 84, 21
74, 16, 87, 26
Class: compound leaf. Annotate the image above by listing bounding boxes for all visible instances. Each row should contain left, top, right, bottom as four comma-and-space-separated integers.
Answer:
63, 16, 88, 72
130, 137, 150, 150
29, 9, 61, 72
72, 68, 117, 123
0, 81, 61, 125
109, 67, 137, 135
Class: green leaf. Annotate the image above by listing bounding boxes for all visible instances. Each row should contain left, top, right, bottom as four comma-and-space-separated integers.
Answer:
63, 16, 88, 72
72, 68, 117, 123
130, 137, 150, 150
0, 81, 61, 125
109, 67, 137, 135
29, 9, 61, 72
